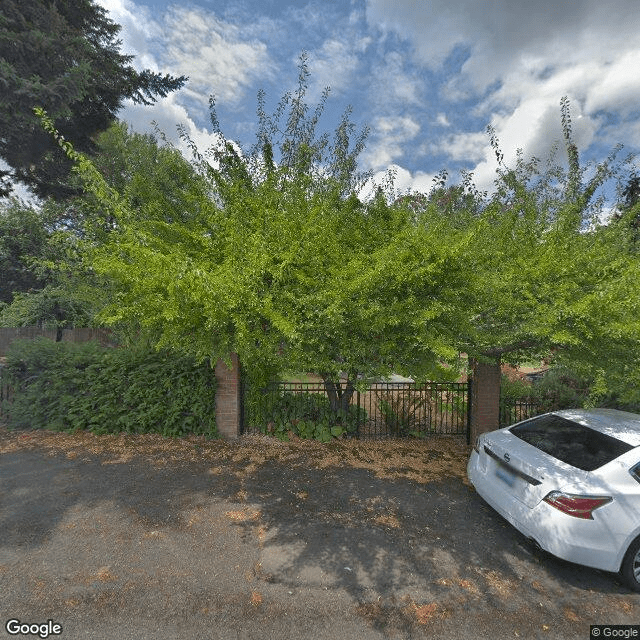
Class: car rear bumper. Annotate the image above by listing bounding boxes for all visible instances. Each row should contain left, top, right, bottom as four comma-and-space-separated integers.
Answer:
467, 451, 623, 572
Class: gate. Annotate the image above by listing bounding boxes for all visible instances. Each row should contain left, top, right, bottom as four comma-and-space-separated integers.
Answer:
242, 378, 471, 441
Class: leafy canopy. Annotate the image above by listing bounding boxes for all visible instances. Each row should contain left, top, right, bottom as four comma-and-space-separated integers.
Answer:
407, 98, 640, 389
37, 59, 469, 400
36, 77, 640, 405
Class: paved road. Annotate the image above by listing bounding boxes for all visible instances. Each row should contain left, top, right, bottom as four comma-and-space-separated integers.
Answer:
0, 442, 638, 639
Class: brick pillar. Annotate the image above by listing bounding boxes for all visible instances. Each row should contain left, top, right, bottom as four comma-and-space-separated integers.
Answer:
470, 357, 501, 444
214, 353, 241, 439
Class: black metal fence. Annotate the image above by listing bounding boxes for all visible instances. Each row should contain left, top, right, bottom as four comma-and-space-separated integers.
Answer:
0, 365, 12, 421
499, 398, 543, 427
242, 379, 471, 440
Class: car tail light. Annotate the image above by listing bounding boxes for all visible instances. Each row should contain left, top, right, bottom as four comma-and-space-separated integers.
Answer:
542, 491, 612, 519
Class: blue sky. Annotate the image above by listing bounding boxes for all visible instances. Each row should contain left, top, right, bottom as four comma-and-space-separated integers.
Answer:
94, 0, 640, 198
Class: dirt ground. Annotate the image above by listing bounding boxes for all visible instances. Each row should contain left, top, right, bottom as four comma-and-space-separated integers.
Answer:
1, 427, 638, 639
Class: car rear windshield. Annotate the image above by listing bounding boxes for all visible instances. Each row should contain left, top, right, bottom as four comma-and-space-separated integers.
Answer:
509, 414, 634, 471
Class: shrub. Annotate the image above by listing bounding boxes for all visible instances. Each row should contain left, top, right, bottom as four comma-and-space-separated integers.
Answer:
376, 388, 431, 436
246, 387, 365, 442
2, 338, 217, 437
499, 367, 592, 426
500, 374, 533, 404
530, 367, 590, 412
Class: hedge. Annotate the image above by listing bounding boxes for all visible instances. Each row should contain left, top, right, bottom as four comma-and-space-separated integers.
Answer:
1, 338, 217, 437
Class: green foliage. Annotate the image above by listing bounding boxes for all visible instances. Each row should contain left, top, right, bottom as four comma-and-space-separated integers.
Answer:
0, 285, 96, 335
611, 172, 640, 249
376, 385, 468, 437
0, 198, 52, 304
500, 374, 534, 403
42, 58, 465, 411
500, 368, 592, 426
433, 100, 640, 399
2, 338, 217, 437
376, 389, 430, 437
0, 0, 186, 199
37, 77, 640, 411
593, 374, 640, 413
529, 367, 590, 412
245, 388, 364, 442
0, 195, 110, 334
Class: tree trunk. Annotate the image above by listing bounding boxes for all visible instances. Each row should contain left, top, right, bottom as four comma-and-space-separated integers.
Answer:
322, 375, 356, 419
53, 303, 64, 342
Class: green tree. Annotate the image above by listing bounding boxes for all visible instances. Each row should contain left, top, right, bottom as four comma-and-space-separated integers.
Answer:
47, 120, 214, 242
0, 120, 205, 339
0, 198, 52, 304
436, 99, 640, 392
40, 81, 640, 416
36, 59, 468, 416
0, 0, 186, 199
0, 197, 106, 338
611, 171, 640, 248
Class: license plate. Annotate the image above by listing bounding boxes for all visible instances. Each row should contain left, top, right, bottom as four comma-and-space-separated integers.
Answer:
496, 465, 516, 487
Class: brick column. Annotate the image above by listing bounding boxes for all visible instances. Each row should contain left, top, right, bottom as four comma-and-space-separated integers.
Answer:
470, 357, 501, 444
214, 353, 241, 439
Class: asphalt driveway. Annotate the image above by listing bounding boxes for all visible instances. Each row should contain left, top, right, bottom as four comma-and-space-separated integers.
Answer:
0, 430, 638, 639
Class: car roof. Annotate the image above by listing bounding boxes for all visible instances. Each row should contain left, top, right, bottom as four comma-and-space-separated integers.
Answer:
548, 408, 640, 446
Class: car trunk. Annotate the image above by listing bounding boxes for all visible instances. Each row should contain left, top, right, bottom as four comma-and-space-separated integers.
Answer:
480, 430, 590, 509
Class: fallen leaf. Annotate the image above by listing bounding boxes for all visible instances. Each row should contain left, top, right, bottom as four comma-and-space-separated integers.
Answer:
225, 508, 261, 522
413, 603, 437, 624
563, 607, 580, 622
95, 566, 117, 582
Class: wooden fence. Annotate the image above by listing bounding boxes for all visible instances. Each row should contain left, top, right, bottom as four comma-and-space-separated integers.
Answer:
0, 327, 118, 357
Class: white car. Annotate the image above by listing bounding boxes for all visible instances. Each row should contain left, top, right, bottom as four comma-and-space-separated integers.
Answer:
467, 408, 640, 591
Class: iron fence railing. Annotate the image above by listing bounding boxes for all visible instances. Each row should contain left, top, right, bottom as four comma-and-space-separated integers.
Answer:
0, 365, 13, 421
499, 398, 543, 427
242, 379, 470, 440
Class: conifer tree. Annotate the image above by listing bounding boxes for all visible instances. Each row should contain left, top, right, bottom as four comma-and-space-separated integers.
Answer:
0, 0, 186, 198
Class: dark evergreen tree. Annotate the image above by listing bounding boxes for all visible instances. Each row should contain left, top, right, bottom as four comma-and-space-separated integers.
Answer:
622, 172, 640, 211
0, 198, 51, 304
0, 0, 187, 199
612, 171, 640, 246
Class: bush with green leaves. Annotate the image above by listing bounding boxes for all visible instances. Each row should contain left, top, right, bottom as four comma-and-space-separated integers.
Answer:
246, 388, 365, 442
499, 373, 540, 425
500, 374, 533, 404
530, 367, 590, 412
499, 368, 592, 426
376, 389, 431, 437
1, 338, 217, 437
595, 387, 640, 414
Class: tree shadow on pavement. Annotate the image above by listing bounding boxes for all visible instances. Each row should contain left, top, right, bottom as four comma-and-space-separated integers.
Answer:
0, 443, 637, 639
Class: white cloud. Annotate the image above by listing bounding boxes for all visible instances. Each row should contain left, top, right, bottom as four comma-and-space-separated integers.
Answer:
364, 165, 437, 198
365, 0, 640, 94
307, 36, 370, 98
466, 66, 608, 193
98, 1, 275, 109
116, 95, 226, 163
162, 6, 274, 108
436, 113, 451, 127
96, 0, 163, 67
365, 0, 640, 190
584, 50, 640, 118
369, 52, 424, 110
436, 131, 487, 163
364, 116, 421, 169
